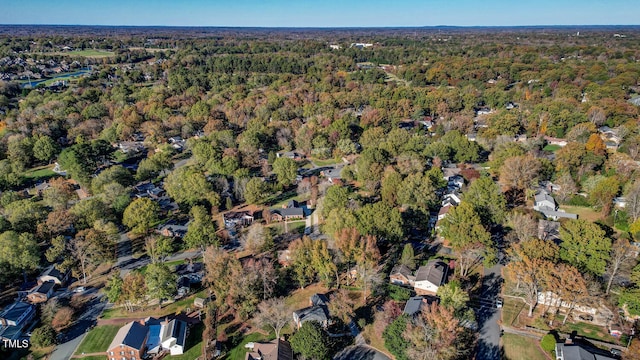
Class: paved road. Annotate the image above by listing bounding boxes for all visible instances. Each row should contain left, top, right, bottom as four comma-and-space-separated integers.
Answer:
334, 345, 391, 360
474, 262, 503, 360
49, 289, 105, 360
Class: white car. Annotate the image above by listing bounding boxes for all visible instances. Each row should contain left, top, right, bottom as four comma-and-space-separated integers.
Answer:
73, 286, 86, 293
495, 298, 503, 309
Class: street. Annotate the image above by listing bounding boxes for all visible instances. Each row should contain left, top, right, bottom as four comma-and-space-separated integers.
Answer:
474, 262, 504, 360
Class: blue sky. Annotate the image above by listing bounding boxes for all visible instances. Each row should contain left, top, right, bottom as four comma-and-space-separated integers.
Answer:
2, 0, 637, 27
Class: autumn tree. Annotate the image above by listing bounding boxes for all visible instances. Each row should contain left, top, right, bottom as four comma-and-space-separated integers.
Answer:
439, 202, 494, 277
588, 176, 620, 215
43, 178, 76, 209
123, 197, 159, 235
52, 307, 74, 331
121, 272, 147, 312
253, 297, 290, 340
328, 289, 355, 324
506, 212, 538, 242
554, 171, 578, 203
404, 303, 474, 360
505, 254, 552, 317
559, 219, 611, 276
241, 223, 270, 254
498, 154, 541, 202
547, 264, 588, 324
436, 280, 470, 315
204, 246, 242, 310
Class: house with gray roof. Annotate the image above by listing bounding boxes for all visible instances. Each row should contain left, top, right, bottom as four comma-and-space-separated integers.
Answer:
413, 260, 448, 295
534, 190, 578, 220
555, 342, 616, 360
293, 294, 330, 329
389, 264, 416, 286
0, 301, 36, 340
245, 339, 294, 360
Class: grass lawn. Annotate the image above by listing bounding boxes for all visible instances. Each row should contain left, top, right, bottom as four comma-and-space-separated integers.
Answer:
271, 193, 308, 208
268, 220, 306, 235
560, 321, 618, 343
502, 333, 549, 360
309, 157, 343, 167
502, 298, 525, 327
225, 332, 271, 360
558, 205, 602, 222
56, 49, 115, 58
74, 325, 120, 354
100, 290, 207, 319
24, 165, 57, 181
543, 144, 561, 152
5, 345, 55, 360
171, 323, 204, 360
74, 356, 107, 360
284, 283, 329, 310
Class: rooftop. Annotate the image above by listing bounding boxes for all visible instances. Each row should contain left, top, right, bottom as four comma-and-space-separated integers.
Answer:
108, 321, 148, 351
415, 260, 448, 286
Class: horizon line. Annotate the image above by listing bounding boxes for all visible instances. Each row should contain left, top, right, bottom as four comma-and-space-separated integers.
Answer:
1, 24, 639, 29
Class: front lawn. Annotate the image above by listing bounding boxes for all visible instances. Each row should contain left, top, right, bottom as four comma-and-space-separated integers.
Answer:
502, 333, 549, 360
74, 325, 120, 354
100, 290, 207, 319
502, 297, 525, 327
24, 165, 57, 181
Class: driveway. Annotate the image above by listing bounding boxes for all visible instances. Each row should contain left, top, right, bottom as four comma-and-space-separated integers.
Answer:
334, 345, 391, 360
473, 262, 503, 360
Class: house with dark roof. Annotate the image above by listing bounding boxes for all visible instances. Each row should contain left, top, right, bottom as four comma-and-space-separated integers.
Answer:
107, 321, 149, 360
293, 294, 330, 329
555, 342, 616, 360
321, 167, 343, 184
403, 296, 438, 316
389, 264, 415, 286
223, 211, 255, 229
0, 301, 36, 340
38, 265, 70, 285
271, 207, 304, 222
245, 339, 294, 360
26, 281, 56, 304
413, 260, 449, 295
538, 220, 561, 241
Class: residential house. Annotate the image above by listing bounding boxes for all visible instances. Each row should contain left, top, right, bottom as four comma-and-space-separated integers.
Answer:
413, 260, 448, 295
108, 321, 149, 360
223, 211, 255, 229
293, 294, 330, 329
158, 223, 188, 239
245, 339, 294, 360
26, 281, 56, 304
544, 136, 568, 147
403, 296, 438, 316
538, 220, 561, 241
276, 151, 304, 160
555, 342, 616, 360
38, 265, 70, 285
175, 263, 204, 297
448, 175, 464, 190
118, 141, 145, 154
534, 190, 578, 220
147, 319, 188, 356
321, 167, 343, 185
442, 192, 461, 207
389, 264, 415, 286
271, 201, 305, 222
0, 301, 36, 340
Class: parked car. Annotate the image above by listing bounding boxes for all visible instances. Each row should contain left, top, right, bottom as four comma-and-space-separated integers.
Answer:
73, 286, 86, 293
495, 298, 503, 309
578, 314, 594, 321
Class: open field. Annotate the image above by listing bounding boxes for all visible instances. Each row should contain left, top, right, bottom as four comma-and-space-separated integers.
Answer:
36, 49, 115, 58
502, 333, 549, 360
24, 165, 57, 181
558, 205, 602, 222
74, 325, 120, 354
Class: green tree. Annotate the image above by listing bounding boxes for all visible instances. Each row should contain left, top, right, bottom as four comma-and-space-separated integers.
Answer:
106, 274, 123, 303
436, 280, 470, 315
588, 176, 620, 215
397, 172, 438, 212
164, 166, 220, 207
32, 135, 60, 163
145, 263, 177, 308
184, 205, 218, 250
399, 244, 416, 270
244, 177, 269, 204
559, 219, 611, 276
439, 202, 494, 277
91, 165, 133, 195
464, 176, 506, 225
383, 315, 410, 360
123, 198, 160, 235
290, 321, 332, 360
30, 324, 56, 348
0, 231, 40, 277
322, 185, 350, 218
540, 334, 557, 354
4, 199, 47, 232
272, 157, 298, 186
356, 202, 404, 242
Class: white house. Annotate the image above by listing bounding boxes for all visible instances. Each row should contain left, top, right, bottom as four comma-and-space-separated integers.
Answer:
413, 260, 448, 295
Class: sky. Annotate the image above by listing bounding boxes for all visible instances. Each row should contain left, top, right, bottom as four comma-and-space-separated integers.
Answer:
2, 0, 638, 27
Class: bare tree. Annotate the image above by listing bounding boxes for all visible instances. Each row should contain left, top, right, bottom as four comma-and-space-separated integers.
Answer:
606, 239, 634, 294
626, 181, 640, 222
554, 172, 578, 204
253, 297, 290, 340
507, 212, 538, 242
328, 289, 355, 324
242, 223, 267, 254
